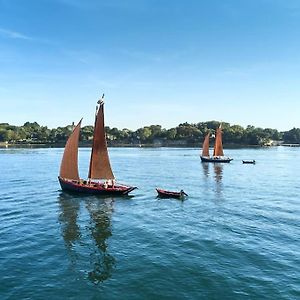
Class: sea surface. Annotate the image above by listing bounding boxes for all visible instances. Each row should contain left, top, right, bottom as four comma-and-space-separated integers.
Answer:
0, 147, 299, 299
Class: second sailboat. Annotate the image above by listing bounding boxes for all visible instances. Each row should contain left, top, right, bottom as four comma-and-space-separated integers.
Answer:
200, 125, 233, 163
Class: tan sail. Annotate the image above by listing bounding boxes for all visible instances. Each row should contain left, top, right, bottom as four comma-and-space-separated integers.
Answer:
202, 132, 210, 157
88, 100, 115, 180
213, 126, 224, 157
59, 119, 82, 180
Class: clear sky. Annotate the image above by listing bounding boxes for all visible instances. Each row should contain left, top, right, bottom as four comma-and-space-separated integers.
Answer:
0, 0, 300, 131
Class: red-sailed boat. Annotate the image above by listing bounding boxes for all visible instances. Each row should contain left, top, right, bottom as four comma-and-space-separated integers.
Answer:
58, 95, 136, 196
156, 188, 188, 199
200, 125, 233, 163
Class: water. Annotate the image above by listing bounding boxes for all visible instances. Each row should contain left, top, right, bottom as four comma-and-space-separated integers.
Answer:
0, 147, 299, 299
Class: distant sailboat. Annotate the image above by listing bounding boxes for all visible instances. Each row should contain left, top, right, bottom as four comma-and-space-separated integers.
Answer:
58, 95, 137, 195
200, 125, 233, 163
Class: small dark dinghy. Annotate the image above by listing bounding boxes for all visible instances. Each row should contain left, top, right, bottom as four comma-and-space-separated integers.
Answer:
242, 160, 256, 164
156, 188, 188, 199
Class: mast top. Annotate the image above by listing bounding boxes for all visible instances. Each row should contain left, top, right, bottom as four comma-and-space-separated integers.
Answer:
97, 93, 105, 105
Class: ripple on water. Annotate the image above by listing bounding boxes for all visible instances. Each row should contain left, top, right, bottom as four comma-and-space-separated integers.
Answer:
0, 147, 300, 299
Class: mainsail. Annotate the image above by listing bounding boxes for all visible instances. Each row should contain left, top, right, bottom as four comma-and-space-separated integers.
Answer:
213, 126, 224, 157
88, 99, 115, 180
202, 132, 210, 157
59, 120, 82, 180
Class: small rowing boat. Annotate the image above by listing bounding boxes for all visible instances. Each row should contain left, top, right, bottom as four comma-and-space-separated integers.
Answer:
242, 160, 256, 164
156, 188, 188, 199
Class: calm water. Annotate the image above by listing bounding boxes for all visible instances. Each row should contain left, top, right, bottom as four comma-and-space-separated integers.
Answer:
0, 147, 299, 299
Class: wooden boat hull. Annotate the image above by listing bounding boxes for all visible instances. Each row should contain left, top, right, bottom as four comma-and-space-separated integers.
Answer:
242, 160, 255, 164
58, 177, 136, 196
156, 188, 187, 199
200, 156, 233, 163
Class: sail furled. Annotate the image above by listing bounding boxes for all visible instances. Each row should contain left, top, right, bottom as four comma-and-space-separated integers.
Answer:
59, 119, 82, 180
202, 133, 210, 157
213, 126, 224, 157
88, 101, 115, 180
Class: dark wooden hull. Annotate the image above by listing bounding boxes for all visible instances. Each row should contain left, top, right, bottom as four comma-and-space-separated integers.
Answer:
242, 160, 255, 164
200, 156, 233, 163
156, 188, 186, 199
58, 177, 136, 196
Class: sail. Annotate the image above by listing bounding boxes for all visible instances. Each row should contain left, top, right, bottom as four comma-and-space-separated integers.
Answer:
202, 133, 210, 157
213, 126, 224, 157
88, 100, 115, 180
59, 120, 82, 180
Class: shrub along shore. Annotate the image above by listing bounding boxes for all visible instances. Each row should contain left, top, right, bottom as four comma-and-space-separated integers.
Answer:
0, 121, 299, 147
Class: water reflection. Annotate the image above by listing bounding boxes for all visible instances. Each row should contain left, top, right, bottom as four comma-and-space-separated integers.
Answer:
201, 163, 223, 182
213, 164, 223, 197
202, 162, 210, 178
85, 198, 115, 283
213, 164, 223, 183
201, 163, 224, 197
58, 193, 115, 284
58, 193, 81, 247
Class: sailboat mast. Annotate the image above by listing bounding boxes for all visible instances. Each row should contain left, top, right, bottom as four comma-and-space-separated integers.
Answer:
88, 105, 99, 179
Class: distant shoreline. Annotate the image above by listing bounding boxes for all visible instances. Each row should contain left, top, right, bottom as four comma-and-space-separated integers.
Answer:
1, 121, 299, 146
1, 142, 299, 149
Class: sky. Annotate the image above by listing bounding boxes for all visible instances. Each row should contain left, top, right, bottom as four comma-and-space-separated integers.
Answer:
0, 0, 300, 131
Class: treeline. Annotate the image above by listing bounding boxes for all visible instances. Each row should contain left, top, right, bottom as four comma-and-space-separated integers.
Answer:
0, 121, 300, 146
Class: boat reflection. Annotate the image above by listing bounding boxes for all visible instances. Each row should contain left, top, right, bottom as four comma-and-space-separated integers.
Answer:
85, 197, 115, 283
58, 193, 115, 284
213, 164, 223, 183
201, 163, 224, 197
58, 193, 81, 247
201, 162, 223, 182
213, 163, 223, 197
202, 162, 210, 178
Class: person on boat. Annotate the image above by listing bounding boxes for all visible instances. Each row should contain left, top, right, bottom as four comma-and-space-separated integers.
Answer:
104, 181, 108, 189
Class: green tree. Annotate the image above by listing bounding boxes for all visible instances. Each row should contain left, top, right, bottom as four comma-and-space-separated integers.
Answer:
81, 126, 94, 141
137, 127, 152, 142
283, 128, 300, 143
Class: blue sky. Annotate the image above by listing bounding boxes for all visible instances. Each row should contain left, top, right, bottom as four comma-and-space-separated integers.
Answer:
0, 0, 300, 130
